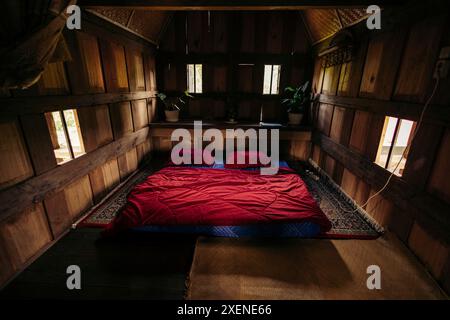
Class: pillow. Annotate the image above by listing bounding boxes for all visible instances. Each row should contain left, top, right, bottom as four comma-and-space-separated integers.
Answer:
224, 150, 269, 169
168, 148, 215, 166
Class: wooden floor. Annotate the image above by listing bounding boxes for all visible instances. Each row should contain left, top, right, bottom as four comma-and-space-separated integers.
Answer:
0, 229, 447, 299
0, 229, 196, 299
187, 233, 448, 300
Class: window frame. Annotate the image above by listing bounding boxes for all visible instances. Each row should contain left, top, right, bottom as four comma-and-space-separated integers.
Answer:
48, 109, 85, 165
375, 116, 416, 176
186, 63, 203, 94
263, 64, 281, 95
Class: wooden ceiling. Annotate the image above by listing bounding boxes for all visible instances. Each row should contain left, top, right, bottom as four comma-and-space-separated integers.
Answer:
85, 5, 371, 45
302, 8, 370, 44
87, 8, 171, 45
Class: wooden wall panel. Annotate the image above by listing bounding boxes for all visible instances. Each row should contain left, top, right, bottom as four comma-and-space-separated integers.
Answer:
163, 63, 178, 91
349, 111, 371, 154
364, 190, 413, 242
316, 104, 334, 136
292, 14, 310, 53
402, 124, 445, 189
0, 120, 34, 190
136, 140, 152, 164
408, 222, 450, 285
323, 154, 336, 178
337, 37, 368, 97
213, 13, 228, 52
240, 13, 255, 53
38, 62, 69, 96
262, 101, 283, 123
100, 40, 129, 93
66, 31, 105, 94
94, 105, 115, 147
365, 191, 394, 227
289, 141, 310, 161
237, 100, 261, 122
109, 101, 134, 138
359, 29, 406, 100
44, 191, 72, 238
394, 16, 445, 103
213, 66, 227, 92
352, 179, 370, 207
0, 238, 15, 285
202, 64, 214, 93
126, 48, 146, 92
187, 12, 204, 53
0, 204, 52, 273
89, 158, 120, 203
329, 106, 354, 146
311, 58, 324, 94
131, 99, 149, 130
237, 65, 254, 93
148, 98, 157, 123
340, 168, 359, 200
427, 128, 450, 204
20, 114, 57, 175
144, 55, 157, 91
152, 136, 173, 152
348, 111, 384, 160
322, 65, 340, 96
266, 13, 284, 54
63, 176, 93, 221
337, 61, 352, 96
78, 105, 114, 152
311, 145, 322, 165
118, 148, 138, 180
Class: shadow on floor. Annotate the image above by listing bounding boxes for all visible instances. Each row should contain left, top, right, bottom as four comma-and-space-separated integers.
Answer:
0, 229, 197, 300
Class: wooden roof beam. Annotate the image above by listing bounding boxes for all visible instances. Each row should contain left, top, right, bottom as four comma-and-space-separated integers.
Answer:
79, 0, 401, 11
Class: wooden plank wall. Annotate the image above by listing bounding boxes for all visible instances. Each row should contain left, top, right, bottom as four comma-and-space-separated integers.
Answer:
311, 8, 450, 293
157, 11, 312, 123
0, 21, 156, 286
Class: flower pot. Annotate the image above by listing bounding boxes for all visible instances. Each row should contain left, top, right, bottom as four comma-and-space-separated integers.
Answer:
288, 113, 303, 125
165, 110, 180, 122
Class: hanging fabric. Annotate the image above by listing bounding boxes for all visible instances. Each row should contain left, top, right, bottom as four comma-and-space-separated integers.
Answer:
0, 0, 76, 90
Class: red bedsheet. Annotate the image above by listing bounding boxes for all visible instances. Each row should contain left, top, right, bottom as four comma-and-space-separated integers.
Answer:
105, 167, 332, 234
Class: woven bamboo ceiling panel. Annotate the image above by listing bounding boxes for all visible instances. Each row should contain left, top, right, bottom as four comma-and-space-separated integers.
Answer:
89, 8, 368, 46
89, 8, 170, 44
303, 8, 369, 44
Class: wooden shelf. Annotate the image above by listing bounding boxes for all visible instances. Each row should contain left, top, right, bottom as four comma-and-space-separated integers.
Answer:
149, 121, 312, 131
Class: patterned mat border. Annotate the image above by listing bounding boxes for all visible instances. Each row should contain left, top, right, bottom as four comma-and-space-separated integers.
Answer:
305, 159, 384, 235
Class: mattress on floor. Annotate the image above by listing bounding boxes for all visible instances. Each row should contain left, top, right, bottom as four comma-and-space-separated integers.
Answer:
104, 162, 332, 238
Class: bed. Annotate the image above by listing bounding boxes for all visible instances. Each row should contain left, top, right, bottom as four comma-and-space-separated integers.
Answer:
104, 161, 332, 238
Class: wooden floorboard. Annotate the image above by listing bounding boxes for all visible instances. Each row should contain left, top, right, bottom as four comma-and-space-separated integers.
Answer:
0, 229, 197, 299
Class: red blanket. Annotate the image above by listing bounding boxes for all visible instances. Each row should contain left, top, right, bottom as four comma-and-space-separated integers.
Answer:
105, 167, 332, 234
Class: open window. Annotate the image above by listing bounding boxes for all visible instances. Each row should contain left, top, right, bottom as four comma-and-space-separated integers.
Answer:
263, 64, 281, 95
45, 109, 85, 164
187, 64, 202, 93
375, 116, 416, 176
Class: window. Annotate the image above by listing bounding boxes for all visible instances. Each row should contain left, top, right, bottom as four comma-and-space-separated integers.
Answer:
375, 116, 416, 176
187, 64, 202, 93
45, 109, 85, 164
263, 64, 281, 95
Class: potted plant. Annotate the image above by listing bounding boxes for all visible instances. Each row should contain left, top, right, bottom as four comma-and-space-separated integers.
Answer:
282, 81, 310, 125
157, 90, 193, 122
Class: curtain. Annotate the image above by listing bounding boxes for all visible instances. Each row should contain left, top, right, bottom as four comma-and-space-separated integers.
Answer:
0, 0, 76, 90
